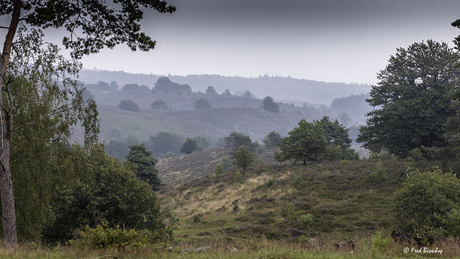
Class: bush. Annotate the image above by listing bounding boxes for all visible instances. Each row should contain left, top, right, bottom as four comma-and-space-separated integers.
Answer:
191, 214, 201, 224
193, 99, 211, 109
371, 231, 390, 255
393, 166, 460, 235
369, 160, 387, 182
409, 147, 424, 161
266, 179, 275, 187
299, 214, 314, 228
151, 99, 168, 110
118, 99, 139, 112
286, 202, 295, 215
68, 222, 161, 249
233, 203, 239, 212
122, 83, 140, 91
215, 163, 225, 178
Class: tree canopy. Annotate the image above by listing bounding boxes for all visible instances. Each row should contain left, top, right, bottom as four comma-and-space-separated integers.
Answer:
357, 40, 460, 158
126, 144, 162, 191
153, 77, 192, 95
232, 145, 256, 173
148, 132, 185, 156
181, 138, 198, 154
262, 96, 280, 113
277, 119, 328, 165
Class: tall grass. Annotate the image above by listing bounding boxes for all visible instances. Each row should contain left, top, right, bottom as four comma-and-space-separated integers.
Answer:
1, 236, 459, 258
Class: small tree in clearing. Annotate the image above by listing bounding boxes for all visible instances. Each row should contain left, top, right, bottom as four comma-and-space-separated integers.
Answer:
232, 146, 256, 173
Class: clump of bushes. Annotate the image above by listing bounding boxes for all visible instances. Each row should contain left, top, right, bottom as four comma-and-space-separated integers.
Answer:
68, 222, 161, 249
234, 171, 245, 184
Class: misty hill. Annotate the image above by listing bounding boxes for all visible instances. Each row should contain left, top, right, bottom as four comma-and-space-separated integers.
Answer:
78, 69, 371, 105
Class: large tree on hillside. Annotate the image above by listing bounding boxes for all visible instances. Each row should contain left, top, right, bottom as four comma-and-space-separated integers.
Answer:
0, 0, 175, 247
277, 119, 328, 165
357, 40, 460, 158
126, 144, 161, 191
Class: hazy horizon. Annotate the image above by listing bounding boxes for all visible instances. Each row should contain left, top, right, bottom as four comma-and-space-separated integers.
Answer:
42, 0, 460, 85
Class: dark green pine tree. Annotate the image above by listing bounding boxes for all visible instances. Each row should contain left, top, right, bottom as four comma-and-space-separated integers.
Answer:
126, 144, 162, 191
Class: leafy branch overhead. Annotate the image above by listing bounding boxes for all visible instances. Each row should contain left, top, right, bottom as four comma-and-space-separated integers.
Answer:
23, 0, 176, 59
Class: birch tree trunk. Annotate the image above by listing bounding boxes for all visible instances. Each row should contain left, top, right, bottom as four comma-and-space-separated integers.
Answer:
0, 0, 22, 248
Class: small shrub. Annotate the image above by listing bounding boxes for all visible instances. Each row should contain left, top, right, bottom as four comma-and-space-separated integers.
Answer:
299, 213, 314, 228
191, 214, 201, 224
340, 159, 349, 167
293, 175, 301, 185
369, 160, 387, 182
234, 171, 245, 184
233, 203, 239, 212
68, 222, 160, 249
287, 202, 296, 215
297, 235, 307, 243
215, 163, 225, 178
371, 231, 391, 255
266, 179, 275, 187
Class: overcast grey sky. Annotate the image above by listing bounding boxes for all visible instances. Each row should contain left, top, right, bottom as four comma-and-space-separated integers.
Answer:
70, 0, 460, 84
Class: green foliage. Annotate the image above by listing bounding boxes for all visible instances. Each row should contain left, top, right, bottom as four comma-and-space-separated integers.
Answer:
232, 146, 256, 173
233, 203, 239, 212
148, 132, 185, 156
43, 144, 170, 243
286, 202, 296, 215
409, 147, 424, 161
150, 99, 169, 110
369, 160, 387, 182
318, 116, 353, 160
105, 139, 130, 160
340, 160, 349, 167
180, 138, 198, 154
371, 231, 390, 255
234, 171, 245, 184
24, 0, 175, 59
369, 151, 395, 160
262, 96, 279, 113
68, 222, 162, 249
277, 119, 328, 165
266, 179, 275, 187
225, 132, 256, 150
297, 235, 307, 243
126, 144, 162, 191
358, 40, 460, 158
392, 166, 460, 235
191, 215, 201, 224
4, 27, 99, 241
118, 99, 140, 112
193, 98, 212, 109
154, 77, 192, 95
263, 131, 282, 148
215, 163, 225, 178
299, 214, 314, 228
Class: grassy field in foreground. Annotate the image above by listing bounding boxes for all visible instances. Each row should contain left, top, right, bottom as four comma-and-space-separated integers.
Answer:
0, 237, 458, 259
